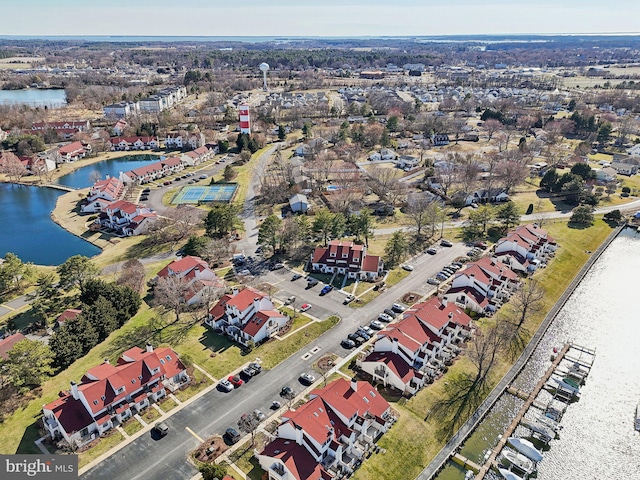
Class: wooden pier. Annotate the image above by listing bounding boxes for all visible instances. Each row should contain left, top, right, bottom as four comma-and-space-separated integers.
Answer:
452, 453, 481, 473
475, 343, 573, 479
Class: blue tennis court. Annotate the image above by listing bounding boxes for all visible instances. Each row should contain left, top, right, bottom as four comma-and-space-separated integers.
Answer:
172, 184, 238, 204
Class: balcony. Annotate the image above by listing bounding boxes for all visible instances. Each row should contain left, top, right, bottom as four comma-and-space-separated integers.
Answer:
269, 464, 286, 479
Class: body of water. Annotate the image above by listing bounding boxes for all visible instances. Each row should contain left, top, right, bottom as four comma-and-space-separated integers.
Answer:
434, 228, 640, 480
57, 154, 163, 189
0, 89, 67, 107
0, 183, 100, 265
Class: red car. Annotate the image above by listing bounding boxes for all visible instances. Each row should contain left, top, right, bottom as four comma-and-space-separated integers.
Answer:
228, 375, 244, 388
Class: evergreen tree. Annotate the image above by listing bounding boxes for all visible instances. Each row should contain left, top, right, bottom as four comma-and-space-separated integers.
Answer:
384, 231, 409, 267
278, 125, 286, 141
495, 201, 521, 232
258, 215, 283, 253
4, 339, 53, 391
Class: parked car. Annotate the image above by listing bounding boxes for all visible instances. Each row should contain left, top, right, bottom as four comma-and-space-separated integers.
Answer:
427, 277, 441, 285
378, 313, 393, 323
474, 241, 488, 249
280, 385, 294, 397
269, 262, 285, 271
153, 422, 169, 437
228, 375, 244, 388
142, 187, 151, 193
242, 366, 256, 377
163, 180, 172, 185
467, 250, 478, 257
344, 294, 356, 304
358, 325, 374, 336
291, 273, 302, 281
270, 401, 281, 410
392, 303, 406, 312
218, 378, 234, 392
320, 285, 333, 295
237, 269, 251, 276
440, 239, 453, 247
248, 362, 262, 374
300, 303, 311, 312
341, 338, 356, 349
355, 329, 370, 341
347, 333, 363, 345
426, 248, 437, 255
401, 264, 414, 271
285, 295, 296, 305
299, 372, 316, 385
383, 308, 398, 318
254, 409, 266, 421
306, 279, 319, 288
199, 174, 208, 179
370, 320, 385, 330
224, 427, 241, 444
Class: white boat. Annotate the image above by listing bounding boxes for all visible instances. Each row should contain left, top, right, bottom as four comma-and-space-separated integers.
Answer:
507, 437, 543, 462
520, 417, 556, 440
464, 470, 475, 480
549, 375, 580, 394
498, 468, 525, 480
500, 449, 535, 474
532, 413, 562, 432
635, 403, 640, 432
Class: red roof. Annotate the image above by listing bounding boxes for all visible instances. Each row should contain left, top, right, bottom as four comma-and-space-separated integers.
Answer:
261, 438, 329, 480
0, 333, 26, 360
312, 240, 364, 265
309, 378, 390, 420
361, 254, 381, 273
242, 310, 284, 337
56, 308, 82, 325
445, 285, 490, 308
406, 297, 471, 331
43, 395, 95, 435
363, 351, 417, 384
58, 141, 85, 156
126, 156, 180, 179
225, 287, 265, 312
157, 255, 209, 278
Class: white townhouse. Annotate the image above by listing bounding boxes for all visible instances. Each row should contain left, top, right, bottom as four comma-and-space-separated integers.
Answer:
120, 156, 183, 185
493, 224, 558, 273
97, 200, 157, 236
106, 136, 158, 151
81, 177, 125, 213
155, 256, 223, 305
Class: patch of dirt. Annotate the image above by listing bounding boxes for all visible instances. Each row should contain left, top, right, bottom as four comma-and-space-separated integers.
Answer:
256, 282, 274, 293
401, 292, 420, 304
192, 436, 228, 463
316, 355, 337, 372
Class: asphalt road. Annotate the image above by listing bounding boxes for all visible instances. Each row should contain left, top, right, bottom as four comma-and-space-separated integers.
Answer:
80, 241, 468, 480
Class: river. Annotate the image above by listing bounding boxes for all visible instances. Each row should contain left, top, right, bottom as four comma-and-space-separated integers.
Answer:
0, 88, 67, 107
434, 227, 640, 480
0, 183, 100, 265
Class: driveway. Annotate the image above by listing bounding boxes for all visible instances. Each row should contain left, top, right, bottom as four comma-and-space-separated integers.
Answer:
80, 240, 469, 480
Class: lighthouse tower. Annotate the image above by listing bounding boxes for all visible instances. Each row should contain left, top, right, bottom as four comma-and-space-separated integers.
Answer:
238, 103, 251, 134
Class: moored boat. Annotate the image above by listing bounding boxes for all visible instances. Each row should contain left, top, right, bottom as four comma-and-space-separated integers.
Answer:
464, 470, 475, 480
500, 448, 535, 475
507, 437, 543, 462
498, 467, 525, 480
635, 403, 640, 432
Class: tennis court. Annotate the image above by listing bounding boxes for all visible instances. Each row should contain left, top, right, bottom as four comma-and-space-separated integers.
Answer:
171, 184, 238, 204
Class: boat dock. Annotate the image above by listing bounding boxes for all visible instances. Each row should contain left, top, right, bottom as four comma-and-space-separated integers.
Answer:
474, 342, 595, 480
451, 453, 481, 473
43, 183, 77, 192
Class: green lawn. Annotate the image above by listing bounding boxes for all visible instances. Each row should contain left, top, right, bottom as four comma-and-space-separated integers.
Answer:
228, 432, 269, 480
78, 431, 125, 469
174, 368, 213, 402
385, 268, 410, 287
141, 407, 161, 423
157, 397, 178, 413
122, 418, 144, 436
307, 272, 333, 284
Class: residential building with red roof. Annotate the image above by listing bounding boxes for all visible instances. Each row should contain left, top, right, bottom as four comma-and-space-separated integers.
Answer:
120, 156, 183, 185
442, 257, 518, 314
54, 308, 82, 330
311, 240, 383, 281
180, 145, 215, 166
165, 131, 205, 150
106, 136, 158, 152
0, 332, 26, 360
256, 378, 395, 480
494, 223, 557, 273
56, 141, 91, 163
32, 120, 90, 133
97, 200, 157, 236
81, 177, 125, 213
155, 256, 223, 305
205, 287, 288, 347
113, 119, 127, 136
42, 344, 188, 448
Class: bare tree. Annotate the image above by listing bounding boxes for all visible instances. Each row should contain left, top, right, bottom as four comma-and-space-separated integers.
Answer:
117, 258, 145, 293
366, 166, 402, 204
237, 413, 261, 447
88, 170, 102, 185
406, 196, 434, 237
509, 278, 545, 328
152, 275, 191, 323
497, 151, 529, 193
0, 152, 28, 183
483, 118, 503, 142
436, 154, 459, 197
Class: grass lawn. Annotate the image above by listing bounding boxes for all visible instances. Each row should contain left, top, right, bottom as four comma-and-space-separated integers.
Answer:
307, 272, 333, 284
351, 289, 378, 307
354, 280, 375, 296
233, 146, 270, 206
331, 274, 345, 289
228, 432, 269, 480
157, 397, 178, 413
174, 368, 213, 402
78, 431, 125, 469
141, 407, 161, 423
122, 418, 144, 436
385, 268, 410, 287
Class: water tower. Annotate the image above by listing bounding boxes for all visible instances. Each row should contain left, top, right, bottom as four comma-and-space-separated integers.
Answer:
259, 62, 270, 91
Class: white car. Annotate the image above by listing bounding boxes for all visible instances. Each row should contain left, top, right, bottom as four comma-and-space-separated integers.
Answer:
378, 313, 393, 322
218, 378, 234, 392
392, 303, 406, 312
370, 320, 385, 330
254, 409, 266, 421
401, 264, 414, 271
300, 303, 311, 312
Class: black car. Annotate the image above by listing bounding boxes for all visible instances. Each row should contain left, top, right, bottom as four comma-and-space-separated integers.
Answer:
347, 333, 363, 345
224, 427, 241, 444
383, 308, 398, 318
291, 273, 302, 281
341, 338, 356, 349
248, 362, 262, 374
280, 385, 294, 397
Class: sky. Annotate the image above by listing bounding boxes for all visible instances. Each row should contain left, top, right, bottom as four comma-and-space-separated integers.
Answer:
2, 0, 640, 37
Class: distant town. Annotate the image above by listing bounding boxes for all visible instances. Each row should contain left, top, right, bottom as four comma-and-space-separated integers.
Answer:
0, 35, 639, 480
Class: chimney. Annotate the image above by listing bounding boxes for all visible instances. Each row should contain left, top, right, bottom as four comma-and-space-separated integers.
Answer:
351, 377, 358, 392
232, 286, 239, 296
103, 358, 110, 364
146, 342, 153, 353
70, 381, 79, 400
253, 297, 261, 312
448, 312, 453, 320
391, 337, 399, 354
295, 423, 303, 445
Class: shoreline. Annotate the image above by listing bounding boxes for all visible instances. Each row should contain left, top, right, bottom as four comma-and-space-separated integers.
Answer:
416, 223, 625, 480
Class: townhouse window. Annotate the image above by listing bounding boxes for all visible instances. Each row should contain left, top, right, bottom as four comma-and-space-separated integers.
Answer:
93, 400, 99, 405
116, 387, 125, 394
138, 375, 143, 380
131, 379, 136, 384
165, 355, 172, 361
101, 395, 106, 401
342, 253, 348, 258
